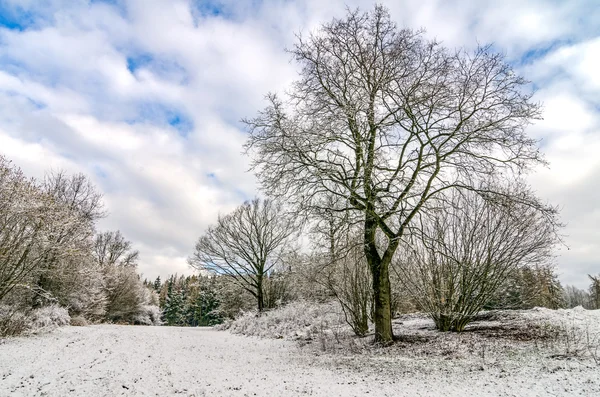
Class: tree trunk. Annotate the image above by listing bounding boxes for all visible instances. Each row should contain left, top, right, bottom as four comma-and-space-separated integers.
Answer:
257, 274, 264, 312
364, 218, 394, 344
370, 255, 394, 343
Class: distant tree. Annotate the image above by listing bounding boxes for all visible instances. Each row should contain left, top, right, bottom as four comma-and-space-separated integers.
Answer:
93, 230, 144, 322
245, 6, 549, 342
520, 265, 565, 309
94, 231, 139, 268
153, 276, 162, 293
564, 285, 592, 309
488, 264, 565, 310
189, 279, 223, 326
163, 277, 184, 326
189, 198, 296, 312
589, 275, 600, 310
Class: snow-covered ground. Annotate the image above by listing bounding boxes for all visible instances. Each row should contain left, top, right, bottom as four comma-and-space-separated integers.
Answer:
1, 307, 599, 396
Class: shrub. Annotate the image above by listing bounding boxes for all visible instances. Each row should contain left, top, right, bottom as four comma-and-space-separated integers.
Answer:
220, 300, 345, 340
397, 189, 559, 332
324, 246, 372, 337
29, 305, 71, 330
132, 305, 162, 326
0, 305, 30, 337
263, 272, 293, 309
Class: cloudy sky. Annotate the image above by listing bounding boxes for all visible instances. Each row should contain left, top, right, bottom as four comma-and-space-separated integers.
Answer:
0, 0, 598, 288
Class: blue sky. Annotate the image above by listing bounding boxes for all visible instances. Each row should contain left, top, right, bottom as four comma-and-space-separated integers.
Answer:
0, 0, 598, 287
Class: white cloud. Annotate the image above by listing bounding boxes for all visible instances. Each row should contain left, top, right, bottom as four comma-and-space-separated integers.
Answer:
0, 0, 598, 289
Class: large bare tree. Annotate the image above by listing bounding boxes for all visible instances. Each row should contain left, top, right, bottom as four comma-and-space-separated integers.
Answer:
245, 6, 545, 342
188, 198, 295, 312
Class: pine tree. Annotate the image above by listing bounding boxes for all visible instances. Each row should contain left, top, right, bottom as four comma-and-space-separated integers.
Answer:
153, 276, 161, 292
183, 276, 223, 326
163, 276, 184, 326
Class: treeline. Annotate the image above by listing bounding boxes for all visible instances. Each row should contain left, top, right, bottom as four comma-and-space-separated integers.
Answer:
146, 272, 293, 327
565, 276, 600, 309
147, 274, 225, 326
0, 156, 159, 336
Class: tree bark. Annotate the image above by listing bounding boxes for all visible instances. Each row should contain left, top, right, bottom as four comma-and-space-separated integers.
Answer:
257, 274, 264, 312
370, 255, 394, 343
364, 217, 394, 344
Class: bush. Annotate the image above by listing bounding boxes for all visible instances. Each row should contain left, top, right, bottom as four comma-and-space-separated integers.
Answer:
0, 305, 30, 337
29, 305, 71, 330
263, 272, 293, 309
132, 305, 162, 326
397, 189, 559, 332
324, 246, 372, 337
220, 300, 345, 340
1, 304, 71, 337
216, 278, 255, 319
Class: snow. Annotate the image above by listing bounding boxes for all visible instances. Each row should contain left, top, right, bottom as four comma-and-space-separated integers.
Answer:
0, 307, 599, 396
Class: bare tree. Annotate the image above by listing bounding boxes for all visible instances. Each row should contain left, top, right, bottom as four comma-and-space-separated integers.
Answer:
35, 171, 105, 308
245, 6, 545, 342
395, 187, 559, 331
188, 198, 295, 312
589, 275, 600, 310
93, 231, 143, 322
564, 285, 592, 309
94, 231, 139, 268
43, 171, 105, 224
0, 157, 74, 303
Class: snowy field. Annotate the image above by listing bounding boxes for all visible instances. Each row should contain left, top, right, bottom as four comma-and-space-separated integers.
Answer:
1, 307, 599, 397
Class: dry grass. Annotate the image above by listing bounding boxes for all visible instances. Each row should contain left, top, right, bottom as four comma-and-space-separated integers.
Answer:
70, 316, 89, 326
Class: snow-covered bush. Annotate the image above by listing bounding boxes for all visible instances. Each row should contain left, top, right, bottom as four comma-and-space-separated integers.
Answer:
220, 300, 346, 340
29, 305, 71, 331
0, 305, 30, 337
1, 304, 72, 336
132, 305, 162, 326
51, 258, 108, 322
0, 158, 155, 332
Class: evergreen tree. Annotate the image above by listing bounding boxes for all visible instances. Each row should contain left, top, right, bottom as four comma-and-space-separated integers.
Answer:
159, 273, 226, 326
163, 276, 184, 326
193, 280, 223, 326
153, 276, 161, 293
